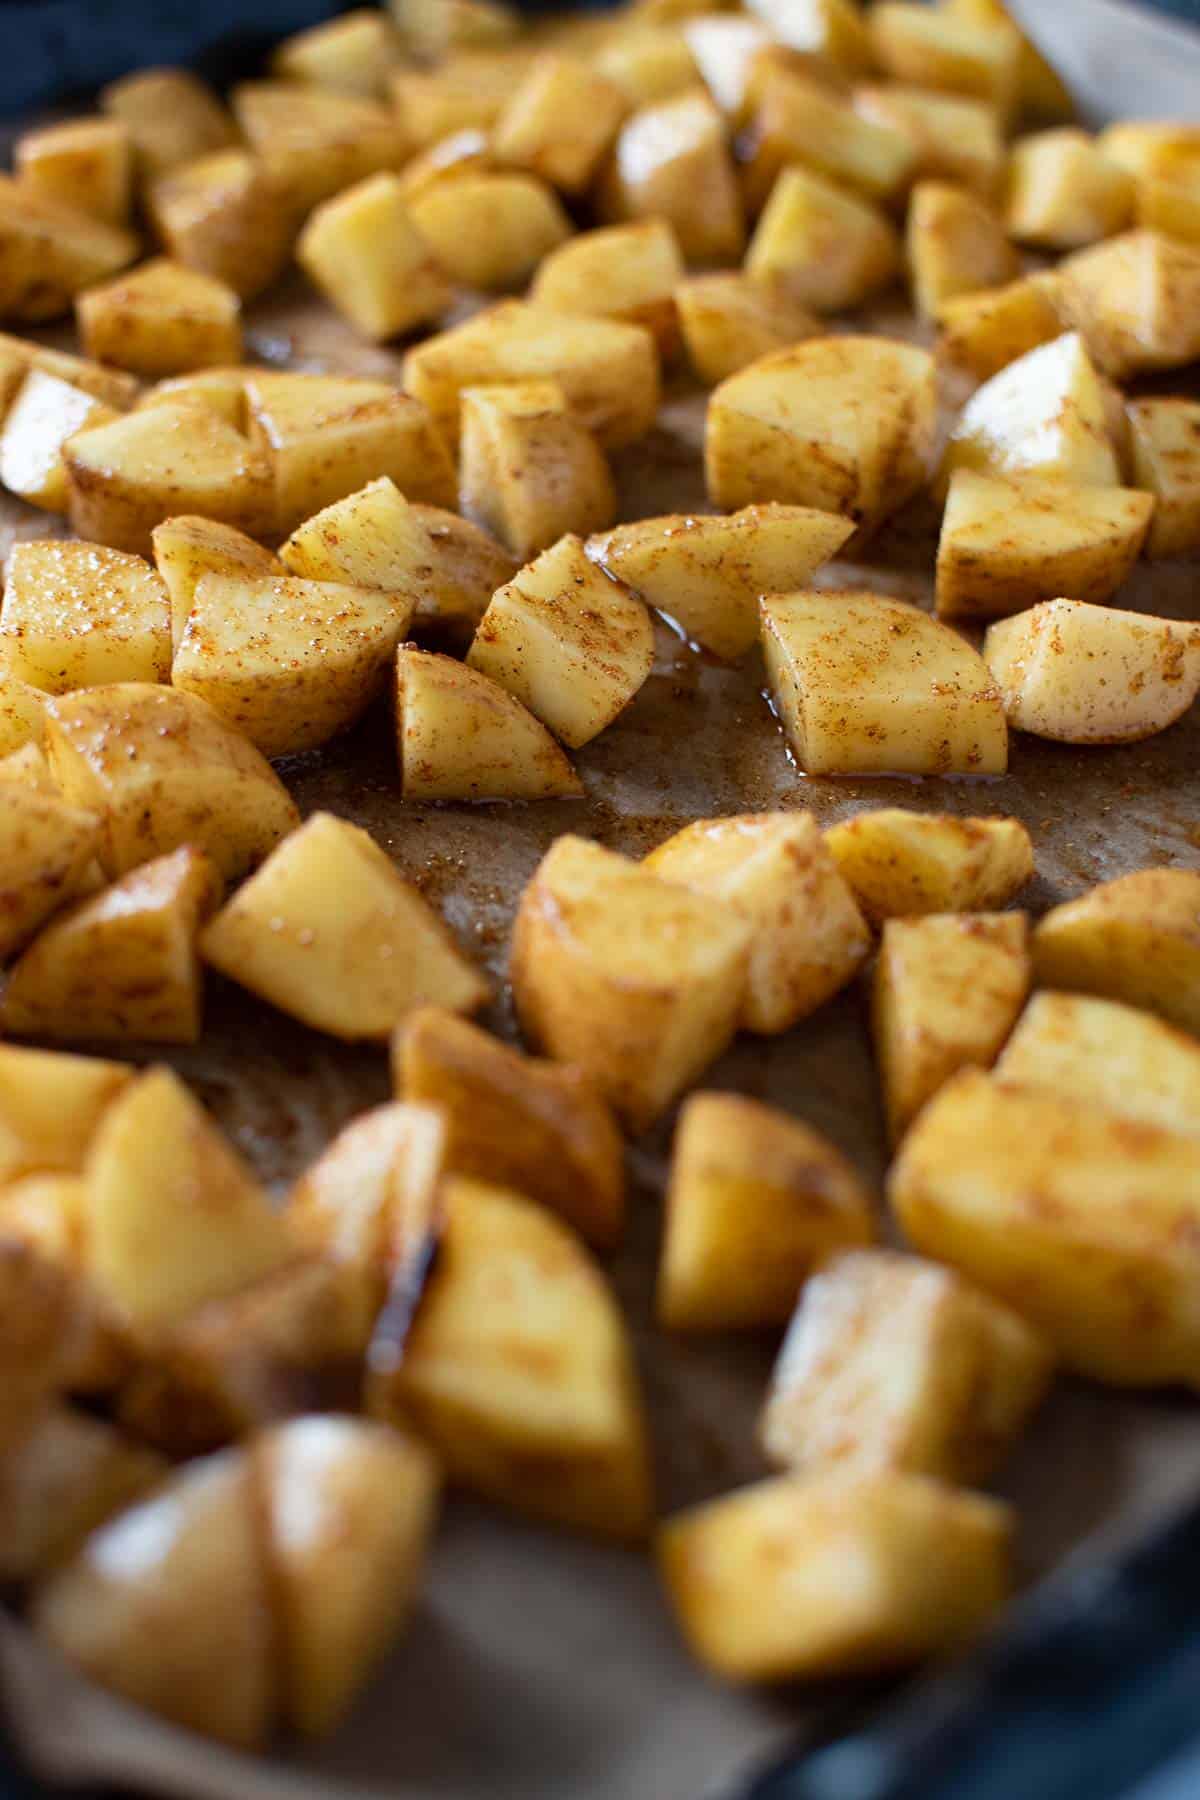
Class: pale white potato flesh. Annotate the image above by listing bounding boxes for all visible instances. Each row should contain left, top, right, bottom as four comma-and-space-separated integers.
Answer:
939, 332, 1120, 495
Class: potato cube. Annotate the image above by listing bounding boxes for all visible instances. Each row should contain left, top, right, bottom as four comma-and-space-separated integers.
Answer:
232, 82, 406, 217
511, 835, 751, 1131
1138, 155, 1200, 246
0, 177, 137, 323
147, 151, 293, 303
984, 599, 1200, 746
296, 173, 448, 342
939, 331, 1119, 494
0, 1045, 130, 1184
390, 57, 515, 146
935, 471, 1154, 620
907, 181, 1016, 319
492, 54, 626, 194
77, 257, 241, 379
151, 515, 281, 647
0, 370, 119, 513
0, 1408, 165, 1581
373, 1175, 652, 1539
936, 273, 1063, 381
1128, 397, 1200, 558
745, 0, 873, 72
890, 1068, 1200, 1384
139, 366, 246, 428
706, 337, 937, 525
530, 220, 684, 357
1, 539, 171, 693
746, 165, 900, 314
16, 119, 132, 228
0, 787, 103, 959
408, 172, 571, 292
396, 128, 493, 203
467, 534, 653, 747
272, 8, 402, 97
0, 1177, 127, 1395
459, 382, 616, 561
825, 808, 1033, 923
658, 1091, 873, 1330
101, 68, 236, 178
0, 1239, 81, 1452
0, 333, 138, 410
679, 17, 772, 120
404, 301, 660, 453
1055, 231, 1200, 379
1098, 121, 1200, 181
869, 4, 1019, 115
873, 911, 1029, 1141
598, 26, 699, 106
598, 89, 744, 263
202, 811, 488, 1040
1032, 869, 1200, 1036
658, 1470, 1011, 1683
396, 643, 582, 802
741, 67, 915, 212
676, 272, 821, 386
854, 84, 1003, 196
761, 590, 1007, 776
1007, 129, 1134, 251
761, 1249, 1051, 1480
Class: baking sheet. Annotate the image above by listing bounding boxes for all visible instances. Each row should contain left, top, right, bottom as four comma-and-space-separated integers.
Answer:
2, 273, 1200, 1800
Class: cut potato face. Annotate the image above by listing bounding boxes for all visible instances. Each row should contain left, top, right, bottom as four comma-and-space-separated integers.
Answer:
853, 83, 1003, 196
996, 991, 1200, 1137
458, 382, 616, 560
101, 67, 236, 178
761, 590, 1008, 777
906, 181, 1017, 319
868, 3, 1019, 115
744, 0, 872, 72
151, 515, 282, 647
598, 89, 745, 264
939, 332, 1119, 494
1127, 397, 1200, 558
824, 808, 1034, 923
678, 17, 770, 119
1031, 868, 1200, 1037
0, 175, 137, 323
232, 81, 407, 216
139, 366, 248, 429
297, 173, 448, 342
272, 8, 402, 97
0, 369, 118, 513
77, 257, 243, 380
0, 785, 103, 960
1, 539, 171, 692
408, 172, 572, 291
15, 118, 132, 229
148, 150, 294, 304
1055, 231, 1200, 379
492, 53, 627, 195
742, 67, 915, 212
529, 220, 684, 356
0, 1407, 165, 1581
397, 645, 582, 801
1006, 129, 1134, 251
396, 128, 494, 202
675, 272, 821, 387
745, 165, 900, 314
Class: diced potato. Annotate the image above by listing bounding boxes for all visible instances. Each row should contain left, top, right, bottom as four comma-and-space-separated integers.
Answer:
890, 1068, 1200, 1384
467, 534, 653, 748
680, 17, 772, 120
0, 672, 45, 757
0, 1045, 130, 1183
745, 165, 900, 314
825, 808, 1033, 923
0, 333, 138, 411
907, 181, 1016, 319
0, 1240, 80, 1453
408, 172, 571, 291
64, 399, 274, 555
706, 337, 936, 525
869, 4, 1019, 116
77, 257, 242, 379
0, 739, 54, 795
0, 1172, 129, 1396
598, 89, 744, 263
16, 119, 132, 228
372, 1175, 652, 1539
942, 0, 1073, 122
147, 151, 293, 303
873, 911, 1029, 1141
139, 365, 247, 428
1, 538, 171, 692
396, 128, 494, 203
0, 176, 137, 323
101, 68, 236, 178
0, 1407, 165, 1580
390, 58, 515, 145
983, 599, 1200, 745
152, 515, 281, 647
935, 471, 1154, 620
658, 1470, 1011, 1683
492, 54, 627, 195
1128, 397, 1200, 559
996, 991, 1200, 1137
658, 1091, 873, 1330
939, 331, 1119, 495
1098, 121, 1200, 182
272, 8, 402, 97
459, 382, 616, 560
745, 0, 873, 72
296, 173, 448, 342
676, 272, 821, 386
511, 835, 751, 1131
761, 590, 1007, 776
854, 84, 1003, 196
0, 370, 118, 513
407, 506, 518, 638
45, 682, 299, 879
0, 787, 103, 960
395, 0, 521, 55
1031, 868, 1200, 1037
403, 301, 660, 452
761, 1249, 1051, 1480
201, 811, 489, 1040
396, 644, 583, 802
936, 272, 1064, 381
33, 1449, 275, 1748
741, 67, 915, 212
1006, 129, 1134, 251
530, 220, 685, 357
1055, 231, 1200, 379
598, 26, 698, 106
232, 82, 406, 217
3, 846, 222, 1046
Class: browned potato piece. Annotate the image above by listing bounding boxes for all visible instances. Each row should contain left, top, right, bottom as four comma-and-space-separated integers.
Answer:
201, 811, 489, 1040
77, 257, 242, 378
0, 1407, 165, 1580
396, 1006, 625, 1247
530, 220, 684, 356
3, 846, 222, 1046
33, 1448, 275, 1748
1, 539, 171, 691
936, 273, 1064, 381
740, 66, 915, 212
396, 645, 583, 801
232, 82, 407, 216
1032, 869, 1200, 1036
459, 382, 616, 559
1006, 129, 1134, 250
0, 1044, 130, 1183
907, 181, 1017, 318
152, 515, 282, 646
825, 809, 1034, 923
658, 1091, 873, 1330
939, 332, 1120, 494
868, 3, 1019, 115
0, 786, 103, 961
0, 1241, 79, 1453
1055, 231, 1200, 379
16, 119, 132, 228
372, 1175, 652, 1539
746, 166, 900, 314
147, 151, 294, 303
676, 272, 821, 386
1127, 397, 1200, 558
407, 172, 571, 291
0, 176, 137, 323
272, 8, 402, 97
598, 26, 698, 106
598, 89, 744, 263
854, 84, 1003, 196
0, 332, 139, 410
492, 54, 627, 194
658, 1470, 1011, 1683
761, 1249, 1052, 1481
101, 67, 236, 178
873, 911, 1030, 1142
0, 370, 119, 513
297, 173, 449, 341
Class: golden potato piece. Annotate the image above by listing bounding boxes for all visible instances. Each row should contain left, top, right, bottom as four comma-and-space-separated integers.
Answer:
873, 910, 1030, 1141
761, 590, 1007, 777
0, 671, 45, 758
492, 54, 626, 195
407, 506, 519, 638
1098, 121, 1200, 182
297, 173, 448, 342
598, 26, 698, 106
675, 272, 821, 387
0, 177, 137, 323
0, 1407, 165, 1580
854, 84, 1003, 196
202, 811, 489, 1040
943, 0, 1073, 121
396, 0, 521, 55
147, 150, 293, 303
77, 257, 241, 379
16, 118, 132, 228
761, 1249, 1052, 1481
0, 1045, 130, 1184
397, 645, 583, 802
997, 990, 1200, 1137
272, 8, 402, 97
459, 382, 616, 561
1, 539, 171, 692
598, 89, 744, 263
1138, 151, 1200, 246
869, 3, 1019, 114
1055, 231, 1200, 379
530, 220, 684, 357
746, 165, 900, 314
395, 127, 493, 202
100, 67, 235, 178
740, 66, 915, 212
151, 515, 281, 647
825, 808, 1033, 923
373, 1175, 652, 1539
935, 272, 1064, 381
0, 1241, 80, 1454
33, 1448, 275, 1748
407, 172, 571, 292
0, 786, 103, 961
1006, 129, 1134, 250
940, 332, 1119, 494
139, 365, 247, 428
1127, 397, 1200, 558
232, 81, 406, 216
0, 370, 119, 514
658, 1091, 873, 1331
390, 57, 514, 145
0, 332, 138, 410
907, 180, 1017, 319
0, 1171, 127, 1395
511, 835, 751, 1131
658, 1470, 1011, 1683
1032, 869, 1200, 1036
746, 0, 873, 73
679, 16, 772, 121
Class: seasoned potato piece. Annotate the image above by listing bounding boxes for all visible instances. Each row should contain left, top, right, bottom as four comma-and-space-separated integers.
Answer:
1099, 120, 1200, 181
598, 26, 698, 105
396, 1007, 624, 1248
761, 590, 1007, 777
659, 1092, 873, 1330
891, 1069, 1200, 1384
459, 382, 615, 560
0, 787, 103, 960
869, 4, 1019, 115
397, 645, 582, 802
511, 835, 751, 1131
202, 812, 489, 1040
408, 173, 571, 291
1138, 152, 1200, 246
297, 173, 448, 342
0, 1045, 130, 1183
396, 128, 493, 202
0, 1242, 79, 1453
3, 847, 222, 1046
740, 67, 915, 211
746, 166, 900, 314
152, 515, 281, 647
147, 151, 293, 303
825, 809, 1033, 923
1, 539, 171, 692
943, 0, 1073, 121
101, 67, 236, 178
0, 1408, 165, 1580
707, 337, 936, 526
0, 370, 118, 513
390, 59, 515, 145
1007, 129, 1134, 250
1127, 397, 1200, 558
77, 257, 241, 379
907, 181, 1016, 319
403, 301, 660, 452
940, 332, 1119, 495
854, 85, 1003, 196
746, 0, 872, 72
873, 911, 1029, 1141
492, 54, 626, 194
33, 1449, 275, 1748
0, 671, 45, 757
530, 221, 684, 357
372, 1175, 652, 1539
997, 991, 1200, 1137
1055, 231, 1200, 379
659, 1470, 1011, 1683
468, 534, 653, 748
676, 272, 821, 386
272, 8, 402, 97
936, 273, 1064, 381
16, 118, 131, 229
45, 683, 299, 879
233, 82, 406, 216
1032, 869, 1200, 1036
761, 1249, 1051, 1480
680, 17, 772, 119
984, 600, 1200, 745
139, 365, 247, 428
0, 333, 138, 410
0, 177, 137, 323
598, 90, 744, 263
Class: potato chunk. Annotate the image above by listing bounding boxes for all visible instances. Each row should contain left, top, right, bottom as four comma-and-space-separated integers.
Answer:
0, 1045, 130, 1182
139, 365, 247, 428
0, 1241, 80, 1452
997, 991, 1200, 1137
296, 173, 447, 342
1006, 130, 1134, 250
761, 1249, 1051, 1481
492, 54, 626, 195
390, 58, 515, 145
745, 166, 900, 314
935, 472, 1154, 620
598, 25, 699, 106
599, 89, 744, 263
740, 67, 915, 211
935, 273, 1064, 381
530, 221, 684, 356
201, 811, 489, 1040
272, 8, 402, 97
907, 181, 1017, 319
372, 1175, 652, 1539
511, 835, 751, 1131
0, 671, 45, 757
0, 370, 119, 514
890, 1069, 1200, 1384
77, 257, 241, 379
0, 1408, 165, 1580
232, 82, 406, 216
707, 337, 936, 527
147, 150, 293, 303
396, 1006, 624, 1248
1127, 397, 1200, 558
1032, 869, 1200, 1037
0, 177, 137, 323
151, 515, 281, 647
940, 332, 1119, 494
658, 1470, 1011, 1683
0, 332, 138, 410
1055, 231, 1200, 379
825, 809, 1033, 923
678, 16, 770, 120
459, 382, 616, 560
745, 0, 872, 72
0, 787, 103, 960
407, 173, 572, 291
873, 911, 1029, 1141
45, 683, 299, 879
761, 590, 1007, 777
396, 128, 494, 202
397, 645, 582, 801
984, 600, 1200, 745
676, 272, 821, 386
1, 539, 171, 693
868, 4, 1019, 114
16, 119, 132, 228
854, 84, 1003, 196
101, 67, 236, 178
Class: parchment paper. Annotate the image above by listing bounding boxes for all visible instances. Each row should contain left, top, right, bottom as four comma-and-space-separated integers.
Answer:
2, 271, 1200, 1800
